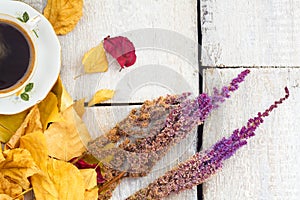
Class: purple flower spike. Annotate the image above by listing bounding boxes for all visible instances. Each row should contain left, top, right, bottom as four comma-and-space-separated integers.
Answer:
88, 70, 251, 177
212, 69, 250, 108
126, 87, 289, 200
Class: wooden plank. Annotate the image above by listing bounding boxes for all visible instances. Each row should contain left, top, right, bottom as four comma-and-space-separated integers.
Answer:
201, 0, 300, 66
202, 68, 300, 200
55, 0, 198, 102
84, 106, 197, 200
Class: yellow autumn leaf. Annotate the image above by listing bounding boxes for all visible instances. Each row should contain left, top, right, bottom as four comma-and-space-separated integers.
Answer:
74, 98, 86, 118
38, 92, 63, 130
0, 148, 39, 189
51, 77, 63, 108
88, 89, 115, 107
6, 106, 42, 149
59, 83, 73, 111
20, 131, 48, 171
80, 169, 98, 200
31, 158, 86, 200
0, 194, 13, 200
82, 42, 108, 73
0, 173, 22, 199
0, 109, 28, 143
84, 187, 99, 200
43, 0, 83, 35
18, 129, 85, 200
20, 131, 58, 199
31, 173, 59, 200
0, 146, 4, 162
80, 169, 97, 190
44, 106, 91, 161
51, 77, 74, 112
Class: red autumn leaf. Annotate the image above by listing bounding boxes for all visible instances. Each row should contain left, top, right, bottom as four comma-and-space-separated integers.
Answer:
71, 158, 106, 184
103, 36, 137, 69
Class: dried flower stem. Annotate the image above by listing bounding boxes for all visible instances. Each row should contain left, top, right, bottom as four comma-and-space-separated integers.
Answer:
88, 70, 250, 177
126, 87, 289, 200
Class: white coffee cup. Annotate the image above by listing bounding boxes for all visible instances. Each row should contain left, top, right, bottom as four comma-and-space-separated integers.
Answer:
0, 13, 40, 97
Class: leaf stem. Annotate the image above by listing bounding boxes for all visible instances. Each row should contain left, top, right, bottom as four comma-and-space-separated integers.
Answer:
13, 187, 33, 200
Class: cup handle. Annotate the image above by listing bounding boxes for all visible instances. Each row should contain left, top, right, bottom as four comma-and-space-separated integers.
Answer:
26, 15, 41, 31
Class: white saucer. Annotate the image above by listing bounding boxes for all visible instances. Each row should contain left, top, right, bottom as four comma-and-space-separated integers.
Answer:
0, 1, 61, 114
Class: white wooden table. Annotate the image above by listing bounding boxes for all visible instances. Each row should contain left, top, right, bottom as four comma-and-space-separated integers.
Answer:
24, 0, 198, 199
23, 0, 300, 199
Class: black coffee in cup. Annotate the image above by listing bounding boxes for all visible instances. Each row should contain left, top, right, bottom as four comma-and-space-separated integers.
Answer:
0, 20, 34, 92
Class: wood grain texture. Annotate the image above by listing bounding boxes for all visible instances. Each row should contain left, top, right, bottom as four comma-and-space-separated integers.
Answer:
201, 0, 300, 66
202, 68, 300, 200
83, 106, 197, 200
19, 1, 199, 199
54, 0, 199, 102
21, 0, 42, 11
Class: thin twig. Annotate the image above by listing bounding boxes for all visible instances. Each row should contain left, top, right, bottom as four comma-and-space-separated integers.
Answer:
13, 187, 33, 200
98, 171, 126, 193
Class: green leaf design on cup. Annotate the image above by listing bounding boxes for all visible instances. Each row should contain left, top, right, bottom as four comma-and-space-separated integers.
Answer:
20, 93, 29, 101
17, 12, 39, 37
24, 83, 34, 92
22, 12, 29, 22
20, 83, 34, 101
17, 11, 29, 23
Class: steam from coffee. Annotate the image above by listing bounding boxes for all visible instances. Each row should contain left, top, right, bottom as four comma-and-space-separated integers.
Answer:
0, 32, 9, 63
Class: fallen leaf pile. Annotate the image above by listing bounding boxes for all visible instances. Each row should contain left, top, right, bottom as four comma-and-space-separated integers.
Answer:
0, 79, 101, 200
